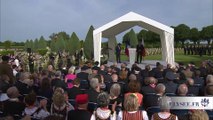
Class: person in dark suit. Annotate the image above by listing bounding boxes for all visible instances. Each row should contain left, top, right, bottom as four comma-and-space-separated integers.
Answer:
67, 78, 82, 99
143, 83, 165, 109
86, 78, 101, 102
77, 65, 89, 80
68, 94, 92, 120
3, 86, 26, 117
51, 71, 67, 91
115, 43, 121, 63
15, 72, 34, 95
0, 55, 14, 84
141, 64, 152, 84
141, 77, 157, 95
164, 72, 178, 94
28, 54, 34, 73
186, 78, 199, 96
136, 42, 144, 63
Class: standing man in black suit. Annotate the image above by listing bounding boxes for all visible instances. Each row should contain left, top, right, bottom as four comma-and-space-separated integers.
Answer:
115, 43, 121, 63
28, 53, 34, 73
136, 42, 144, 63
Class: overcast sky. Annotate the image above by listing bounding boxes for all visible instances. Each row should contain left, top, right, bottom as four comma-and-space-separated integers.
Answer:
1, 0, 213, 42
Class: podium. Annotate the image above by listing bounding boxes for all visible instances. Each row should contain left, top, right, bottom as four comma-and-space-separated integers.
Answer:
128, 48, 136, 64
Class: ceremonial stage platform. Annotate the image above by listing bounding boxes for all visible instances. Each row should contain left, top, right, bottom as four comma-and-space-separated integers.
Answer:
107, 60, 170, 69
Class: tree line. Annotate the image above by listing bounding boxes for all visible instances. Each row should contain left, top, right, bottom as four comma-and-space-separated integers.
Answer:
0, 24, 212, 58
122, 24, 213, 48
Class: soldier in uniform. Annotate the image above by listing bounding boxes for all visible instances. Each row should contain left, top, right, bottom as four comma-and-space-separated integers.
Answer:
183, 45, 187, 55
190, 45, 193, 55
187, 45, 190, 55
207, 45, 212, 56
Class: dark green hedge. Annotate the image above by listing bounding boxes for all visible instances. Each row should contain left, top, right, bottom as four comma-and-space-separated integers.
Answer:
37, 49, 48, 56
0, 50, 15, 55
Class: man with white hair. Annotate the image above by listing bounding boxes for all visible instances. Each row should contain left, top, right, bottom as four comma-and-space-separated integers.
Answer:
86, 78, 101, 102
151, 96, 178, 120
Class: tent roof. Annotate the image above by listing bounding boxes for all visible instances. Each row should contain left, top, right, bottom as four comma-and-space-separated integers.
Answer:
94, 12, 174, 38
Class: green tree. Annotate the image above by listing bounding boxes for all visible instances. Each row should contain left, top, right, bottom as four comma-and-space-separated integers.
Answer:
189, 28, 200, 44
34, 38, 39, 50
200, 25, 213, 45
58, 31, 70, 41
84, 25, 94, 59
38, 36, 47, 49
3, 40, 12, 50
174, 24, 190, 47
29, 39, 34, 52
50, 40, 57, 52
122, 32, 130, 44
69, 32, 80, 55
24, 39, 30, 50
129, 29, 138, 48
137, 29, 147, 42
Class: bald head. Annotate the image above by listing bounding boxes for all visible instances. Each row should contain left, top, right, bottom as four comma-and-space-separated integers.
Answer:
186, 78, 194, 86
178, 84, 188, 96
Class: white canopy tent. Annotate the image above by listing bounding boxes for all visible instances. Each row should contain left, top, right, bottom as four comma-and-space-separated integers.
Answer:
93, 12, 175, 66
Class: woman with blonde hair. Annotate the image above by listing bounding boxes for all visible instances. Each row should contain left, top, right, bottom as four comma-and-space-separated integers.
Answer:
117, 93, 148, 120
65, 66, 76, 88
50, 88, 74, 119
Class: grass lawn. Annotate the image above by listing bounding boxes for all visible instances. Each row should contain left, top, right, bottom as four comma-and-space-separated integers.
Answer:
121, 51, 213, 66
